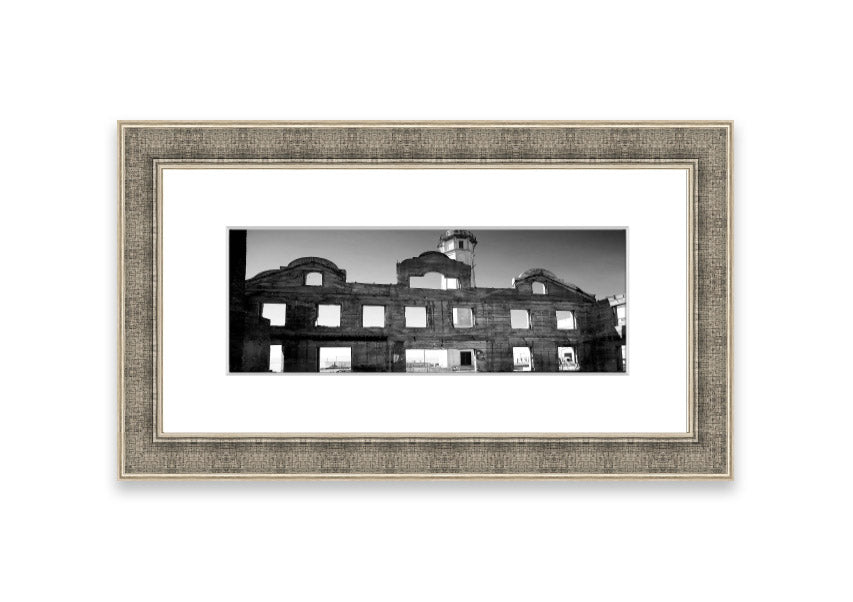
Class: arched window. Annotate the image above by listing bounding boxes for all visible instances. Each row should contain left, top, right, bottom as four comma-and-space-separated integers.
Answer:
532, 282, 546, 295
305, 272, 323, 286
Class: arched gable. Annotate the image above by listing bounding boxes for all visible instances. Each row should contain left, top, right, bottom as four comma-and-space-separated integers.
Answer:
246, 256, 347, 291
512, 268, 596, 301
396, 251, 472, 288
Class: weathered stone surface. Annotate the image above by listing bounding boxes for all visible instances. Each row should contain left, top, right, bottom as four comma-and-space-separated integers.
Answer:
236, 249, 624, 372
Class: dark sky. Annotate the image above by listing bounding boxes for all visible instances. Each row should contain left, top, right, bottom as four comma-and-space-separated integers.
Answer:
245, 229, 625, 297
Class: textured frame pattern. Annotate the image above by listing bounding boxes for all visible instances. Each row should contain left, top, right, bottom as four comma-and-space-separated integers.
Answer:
118, 121, 732, 479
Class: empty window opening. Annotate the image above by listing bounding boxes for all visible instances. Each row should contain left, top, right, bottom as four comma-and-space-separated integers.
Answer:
315, 304, 341, 327
405, 349, 449, 372
452, 349, 476, 371
362, 305, 385, 328
305, 272, 323, 286
269, 344, 284, 373
532, 282, 546, 295
409, 272, 444, 289
262, 303, 287, 326
319, 347, 351, 372
452, 307, 474, 328
558, 346, 579, 371
409, 272, 460, 290
405, 306, 427, 328
405, 349, 476, 372
621, 345, 627, 372
513, 347, 533, 372
510, 309, 530, 329
556, 310, 575, 330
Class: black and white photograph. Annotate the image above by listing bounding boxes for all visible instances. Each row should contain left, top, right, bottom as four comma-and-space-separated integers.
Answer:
229, 228, 627, 374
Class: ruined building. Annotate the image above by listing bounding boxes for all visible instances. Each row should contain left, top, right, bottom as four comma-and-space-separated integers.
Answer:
229, 230, 626, 373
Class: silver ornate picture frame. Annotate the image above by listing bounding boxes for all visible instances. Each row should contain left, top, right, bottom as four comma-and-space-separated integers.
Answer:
118, 121, 732, 479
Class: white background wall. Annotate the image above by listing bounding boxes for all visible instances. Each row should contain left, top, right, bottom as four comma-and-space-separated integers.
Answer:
2, 2, 850, 601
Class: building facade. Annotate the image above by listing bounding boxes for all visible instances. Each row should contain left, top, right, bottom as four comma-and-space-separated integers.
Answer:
230, 230, 626, 373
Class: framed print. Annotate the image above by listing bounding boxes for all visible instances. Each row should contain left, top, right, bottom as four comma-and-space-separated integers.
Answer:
118, 121, 733, 479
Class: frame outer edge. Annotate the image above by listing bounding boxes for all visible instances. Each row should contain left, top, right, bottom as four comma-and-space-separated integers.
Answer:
117, 121, 126, 479
117, 121, 733, 479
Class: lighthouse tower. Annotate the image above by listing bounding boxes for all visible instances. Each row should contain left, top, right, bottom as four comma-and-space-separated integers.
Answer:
438, 229, 478, 287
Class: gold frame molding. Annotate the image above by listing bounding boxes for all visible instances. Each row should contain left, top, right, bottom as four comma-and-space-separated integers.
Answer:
118, 121, 732, 480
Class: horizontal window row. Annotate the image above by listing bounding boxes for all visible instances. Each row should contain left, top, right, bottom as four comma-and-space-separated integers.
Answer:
271, 346, 353, 373
510, 309, 575, 330
405, 349, 476, 372
512, 346, 579, 372
300, 272, 555, 297
268, 345, 587, 373
262, 303, 576, 330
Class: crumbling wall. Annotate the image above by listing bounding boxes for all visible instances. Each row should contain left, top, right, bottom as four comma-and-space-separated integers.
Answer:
247, 256, 348, 291
239, 258, 623, 373
241, 315, 271, 372
582, 299, 624, 372
229, 230, 248, 372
